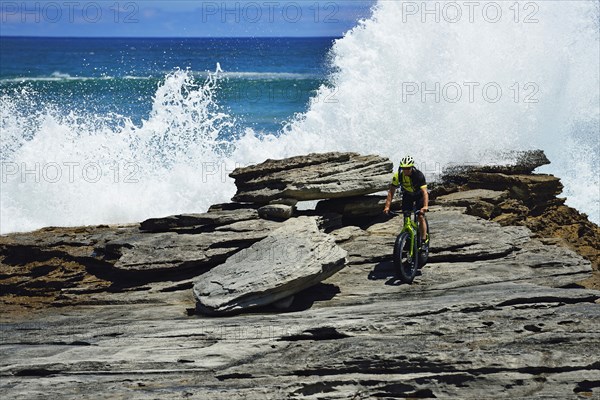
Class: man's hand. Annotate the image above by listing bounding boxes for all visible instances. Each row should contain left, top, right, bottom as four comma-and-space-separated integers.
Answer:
383, 206, 390, 214
420, 207, 428, 214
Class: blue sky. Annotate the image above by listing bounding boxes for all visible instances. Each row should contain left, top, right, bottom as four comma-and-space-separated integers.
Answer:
0, 1, 376, 37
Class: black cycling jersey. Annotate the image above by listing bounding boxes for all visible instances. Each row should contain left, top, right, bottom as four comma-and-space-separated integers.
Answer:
391, 167, 427, 194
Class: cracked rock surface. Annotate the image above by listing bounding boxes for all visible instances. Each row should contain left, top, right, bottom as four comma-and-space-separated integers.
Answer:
1, 151, 599, 399
193, 216, 347, 315
1, 207, 598, 399
230, 152, 393, 203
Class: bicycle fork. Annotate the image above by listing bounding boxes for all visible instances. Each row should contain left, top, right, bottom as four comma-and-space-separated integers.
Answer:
404, 217, 418, 260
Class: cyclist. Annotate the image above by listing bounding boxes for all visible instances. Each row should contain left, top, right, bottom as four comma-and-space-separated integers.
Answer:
383, 155, 429, 249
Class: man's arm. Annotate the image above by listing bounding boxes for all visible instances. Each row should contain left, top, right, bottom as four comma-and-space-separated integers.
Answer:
384, 185, 397, 214
420, 186, 429, 213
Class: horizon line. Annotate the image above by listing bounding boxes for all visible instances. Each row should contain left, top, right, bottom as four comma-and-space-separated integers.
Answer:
0, 35, 343, 39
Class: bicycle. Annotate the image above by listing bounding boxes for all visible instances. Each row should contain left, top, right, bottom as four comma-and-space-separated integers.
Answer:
390, 209, 430, 284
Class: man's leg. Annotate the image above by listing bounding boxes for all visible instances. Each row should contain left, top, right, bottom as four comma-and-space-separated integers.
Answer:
417, 195, 428, 243
418, 214, 427, 241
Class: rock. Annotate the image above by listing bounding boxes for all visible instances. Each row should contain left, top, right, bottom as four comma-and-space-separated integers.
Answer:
316, 195, 400, 218
257, 204, 294, 221
268, 198, 299, 206
101, 229, 275, 276
439, 171, 563, 217
428, 210, 529, 262
329, 212, 402, 265
491, 199, 531, 225
435, 189, 508, 206
213, 218, 282, 233
193, 216, 348, 315
437, 151, 599, 278
492, 212, 522, 226
467, 200, 496, 219
229, 152, 393, 203
1, 151, 599, 399
511, 149, 551, 171
435, 189, 509, 219
0, 224, 139, 305
296, 210, 344, 232
102, 232, 236, 279
496, 198, 531, 216
524, 204, 600, 273
2, 257, 597, 399
340, 234, 396, 265
208, 202, 260, 212
443, 149, 550, 184
467, 173, 563, 206
329, 226, 368, 243
334, 208, 532, 265
419, 240, 593, 290
140, 209, 259, 233
437, 151, 558, 208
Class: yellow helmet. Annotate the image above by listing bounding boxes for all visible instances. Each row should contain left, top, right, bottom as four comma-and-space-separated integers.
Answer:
400, 155, 415, 168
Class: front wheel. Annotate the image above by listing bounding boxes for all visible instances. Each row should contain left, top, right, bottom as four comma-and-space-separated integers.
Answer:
393, 232, 418, 284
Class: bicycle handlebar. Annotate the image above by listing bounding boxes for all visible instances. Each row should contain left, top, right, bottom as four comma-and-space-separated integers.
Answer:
387, 209, 425, 217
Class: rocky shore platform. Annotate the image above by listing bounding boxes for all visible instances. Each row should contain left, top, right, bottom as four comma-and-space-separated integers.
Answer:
1, 151, 599, 399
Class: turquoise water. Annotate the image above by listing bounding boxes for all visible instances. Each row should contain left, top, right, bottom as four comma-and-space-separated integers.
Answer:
0, 36, 335, 132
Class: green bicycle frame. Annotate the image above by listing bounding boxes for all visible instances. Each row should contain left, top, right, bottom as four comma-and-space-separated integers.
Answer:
401, 214, 418, 258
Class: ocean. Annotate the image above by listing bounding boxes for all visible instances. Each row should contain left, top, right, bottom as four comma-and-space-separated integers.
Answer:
1, 1, 599, 233
0, 36, 334, 132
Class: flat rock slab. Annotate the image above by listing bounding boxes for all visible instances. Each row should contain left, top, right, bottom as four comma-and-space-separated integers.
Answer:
257, 204, 294, 221
335, 208, 531, 265
193, 216, 348, 315
2, 282, 598, 400
102, 233, 227, 273
229, 152, 393, 203
435, 189, 508, 206
419, 241, 593, 291
442, 149, 550, 182
140, 209, 259, 233
467, 173, 563, 203
427, 209, 530, 262
316, 195, 401, 217
101, 228, 279, 276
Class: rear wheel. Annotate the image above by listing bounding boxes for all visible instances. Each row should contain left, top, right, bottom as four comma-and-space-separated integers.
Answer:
393, 232, 418, 284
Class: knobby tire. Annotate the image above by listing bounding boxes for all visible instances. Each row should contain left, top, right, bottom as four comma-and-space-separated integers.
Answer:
393, 232, 418, 284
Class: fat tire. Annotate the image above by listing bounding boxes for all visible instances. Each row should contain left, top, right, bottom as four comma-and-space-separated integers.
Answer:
393, 232, 418, 284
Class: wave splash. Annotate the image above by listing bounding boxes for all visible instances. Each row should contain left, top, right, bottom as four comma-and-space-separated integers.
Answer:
257, 0, 600, 222
1, 68, 241, 233
1, 1, 599, 233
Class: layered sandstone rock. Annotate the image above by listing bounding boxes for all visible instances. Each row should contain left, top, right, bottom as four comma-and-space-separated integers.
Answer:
1, 150, 598, 399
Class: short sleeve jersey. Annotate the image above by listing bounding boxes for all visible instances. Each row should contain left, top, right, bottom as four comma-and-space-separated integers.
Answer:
391, 168, 427, 194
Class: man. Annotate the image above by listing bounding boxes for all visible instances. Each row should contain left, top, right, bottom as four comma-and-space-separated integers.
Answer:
383, 155, 429, 247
